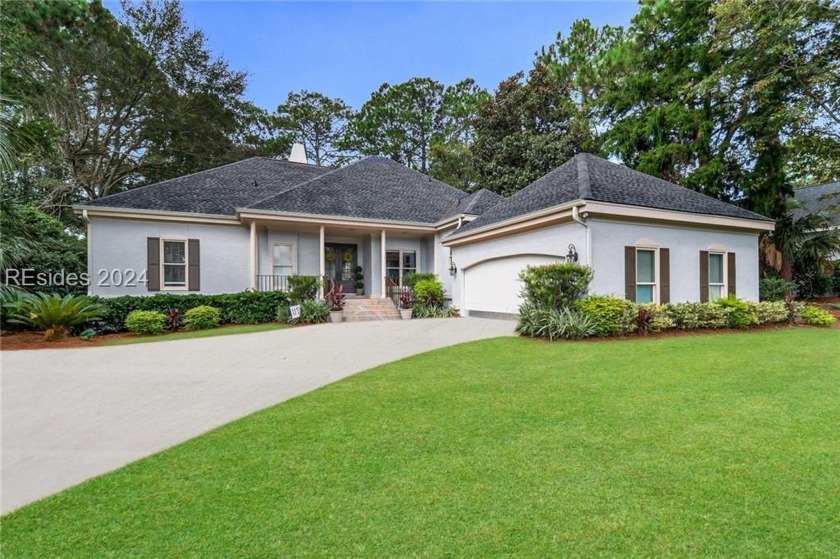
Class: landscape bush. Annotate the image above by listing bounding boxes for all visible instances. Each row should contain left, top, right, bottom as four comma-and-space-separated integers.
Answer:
278, 299, 330, 324
714, 296, 759, 329
746, 301, 788, 324
660, 302, 728, 330
414, 279, 445, 308
759, 278, 797, 301
287, 276, 320, 303
519, 263, 593, 310
183, 306, 221, 330
800, 305, 836, 327
125, 310, 166, 335
573, 295, 636, 336
8, 293, 106, 340
412, 303, 459, 318
402, 272, 436, 289
93, 291, 289, 332
516, 304, 597, 340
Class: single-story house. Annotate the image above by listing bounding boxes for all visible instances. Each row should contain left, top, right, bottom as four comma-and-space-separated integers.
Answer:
75, 151, 774, 318
793, 180, 839, 261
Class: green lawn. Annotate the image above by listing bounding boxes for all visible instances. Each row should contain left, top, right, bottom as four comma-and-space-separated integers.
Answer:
3, 329, 839, 557
104, 322, 288, 345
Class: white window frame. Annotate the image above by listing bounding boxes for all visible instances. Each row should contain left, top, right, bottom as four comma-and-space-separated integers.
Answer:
708, 251, 727, 302
161, 238, 188, 291
272, 242, 296, 277
386, 249, 418, 285
635, 246, 659, 304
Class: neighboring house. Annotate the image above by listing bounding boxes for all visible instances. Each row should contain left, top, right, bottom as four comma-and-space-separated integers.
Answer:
443, 154, 774, 318
75, 151, 774, 318
793, 181, 840, 261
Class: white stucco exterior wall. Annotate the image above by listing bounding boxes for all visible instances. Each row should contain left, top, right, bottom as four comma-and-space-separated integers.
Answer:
589, 218, 761, 302
88, 217, 250, 296
448, 222, 587, 313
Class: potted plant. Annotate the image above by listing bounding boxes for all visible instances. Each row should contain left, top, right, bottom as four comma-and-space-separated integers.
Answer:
353, 266, 364, 296
326, 283, 346, 323
399, 288, 415, 320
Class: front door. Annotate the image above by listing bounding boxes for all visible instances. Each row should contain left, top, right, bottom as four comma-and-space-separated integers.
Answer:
325, 244, 357, 293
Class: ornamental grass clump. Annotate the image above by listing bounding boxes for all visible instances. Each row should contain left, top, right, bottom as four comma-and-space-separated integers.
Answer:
9, 292, 106, 340
183, 305, 221, 330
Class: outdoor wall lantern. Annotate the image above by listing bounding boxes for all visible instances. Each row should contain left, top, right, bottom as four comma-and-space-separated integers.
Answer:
449, 254, 458, 276
566, 244, 579, 263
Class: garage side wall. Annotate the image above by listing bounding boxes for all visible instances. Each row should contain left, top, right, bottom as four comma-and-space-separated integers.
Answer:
89, 217, 250, 297
449, 223, 586, 317
590, 219, 760, 302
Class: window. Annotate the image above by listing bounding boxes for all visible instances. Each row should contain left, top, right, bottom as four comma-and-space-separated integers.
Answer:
273, 243, 294, 277
386, 250, 417, 284
708, 252, 725, 301
636, 248, 656, 303
162, 240, 187, 288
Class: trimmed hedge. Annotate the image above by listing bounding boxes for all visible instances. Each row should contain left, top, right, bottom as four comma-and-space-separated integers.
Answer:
800, 305, 836, 327
519, 298, 799, 341
93, 291, 289, 332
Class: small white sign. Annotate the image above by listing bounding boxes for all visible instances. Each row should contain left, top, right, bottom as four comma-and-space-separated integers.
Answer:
289, 305, 301, 320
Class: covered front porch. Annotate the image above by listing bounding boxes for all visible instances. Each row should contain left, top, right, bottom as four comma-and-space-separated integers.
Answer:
245, 218, 442, 299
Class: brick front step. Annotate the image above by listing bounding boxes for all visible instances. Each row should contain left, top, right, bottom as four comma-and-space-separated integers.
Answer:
342, 298, 401, 322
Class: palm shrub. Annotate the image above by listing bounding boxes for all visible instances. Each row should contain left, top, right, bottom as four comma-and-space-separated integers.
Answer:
759, 278, 797, 301
519, 263, 593, 310
8, 293, 106, 340
183, 305, 221, 330
125, 310, 166, 335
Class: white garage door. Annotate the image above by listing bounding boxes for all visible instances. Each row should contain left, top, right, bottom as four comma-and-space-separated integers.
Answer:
464, 255, 562, 317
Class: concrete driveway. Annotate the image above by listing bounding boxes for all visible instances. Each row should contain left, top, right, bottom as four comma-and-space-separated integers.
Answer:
1, 318, 513, 514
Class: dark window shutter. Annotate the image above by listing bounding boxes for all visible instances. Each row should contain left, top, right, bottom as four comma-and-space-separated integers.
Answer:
147, 238, 160, 291
624, 246, 636, 302
727, 252, 736, 297
699, 251, 709, 302
188, 239, 200, 291
659, 248, 670, 304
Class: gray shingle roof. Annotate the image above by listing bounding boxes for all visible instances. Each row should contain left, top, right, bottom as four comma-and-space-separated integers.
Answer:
452, 153, 772, 236
793, 181, 840, 227
81, 157, 330, 216
440, 188, 506, 221
246, 156, 467, 223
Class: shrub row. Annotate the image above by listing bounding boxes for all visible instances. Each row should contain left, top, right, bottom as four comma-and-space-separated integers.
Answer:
518, 295, 834, 341
92, 291, 289, 332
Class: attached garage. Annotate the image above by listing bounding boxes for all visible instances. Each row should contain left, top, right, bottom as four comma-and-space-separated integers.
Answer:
463, 254, 563, 318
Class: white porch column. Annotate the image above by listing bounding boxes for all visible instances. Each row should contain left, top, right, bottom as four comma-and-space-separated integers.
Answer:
380, 229, 387, 298
319, 225, 325, 298
433, 234, 440, 276
249, 221, 256, 290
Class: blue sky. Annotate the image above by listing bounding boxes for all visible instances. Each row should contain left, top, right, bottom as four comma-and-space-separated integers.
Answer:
121, 1, 640, 111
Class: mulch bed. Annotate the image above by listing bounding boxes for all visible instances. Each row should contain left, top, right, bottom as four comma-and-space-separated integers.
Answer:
4, 301, 838, 351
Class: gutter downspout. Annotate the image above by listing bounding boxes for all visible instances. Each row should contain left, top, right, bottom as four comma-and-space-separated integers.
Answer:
82, 209, 92, 296
571, 203, 592, 266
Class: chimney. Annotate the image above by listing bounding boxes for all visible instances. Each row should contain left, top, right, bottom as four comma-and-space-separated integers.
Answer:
288, 143, 308, 164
